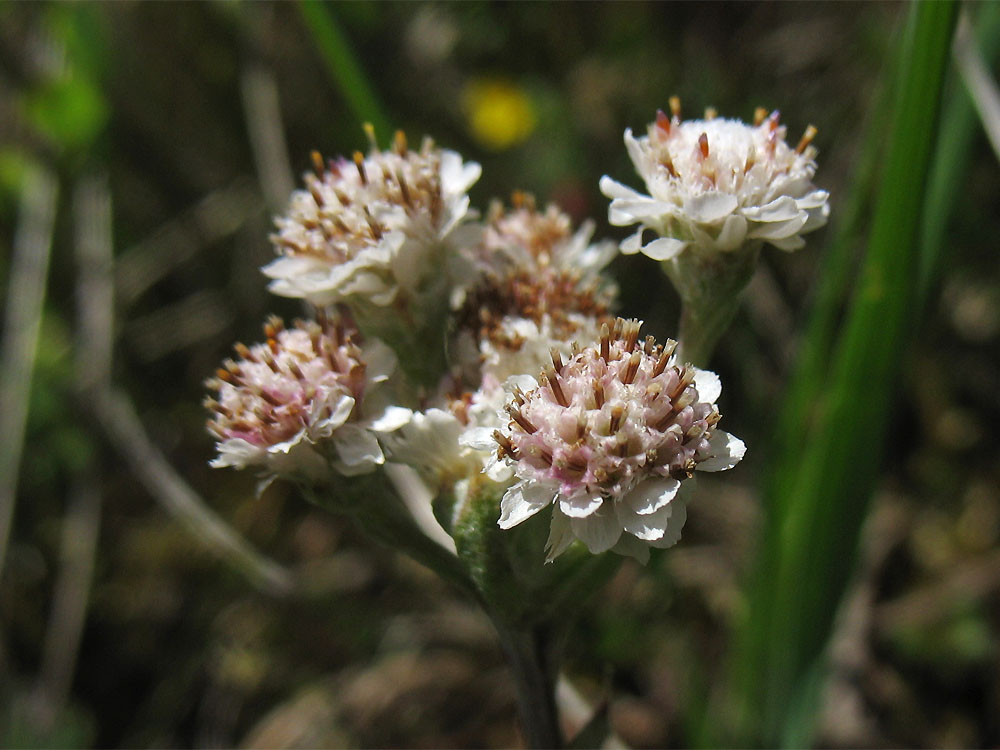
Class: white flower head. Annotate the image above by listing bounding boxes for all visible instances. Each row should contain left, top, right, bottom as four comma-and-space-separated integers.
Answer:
205, 314, 408, 483
600, 98, 829, 261
485, 317, 745, 563
263, 130, 482, 307
453, 193, 617, 384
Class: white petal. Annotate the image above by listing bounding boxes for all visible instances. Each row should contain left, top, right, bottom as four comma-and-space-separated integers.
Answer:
621, 500, 675, 541
499, 481, 555, 529
622, 476, 680, 515
611, 534, 651, 564
368, 405, 412, 432
642, 237, 687, 261
210, 438, 264, 470
683, 192, 738, 224
714, 214, 748, 252
459, 426, 498, 451
742, 195, 800, 222
332, 425, 385, 469
361, 338, 398, 383
648, 497, 687, 549
620, 230, 645, 255
693, 368, 722, 404
544, 507, 576, 562
570, 507, 623, 554
769, 234, 806, 252
599, 175, 647, 201
558, 490, 604, 518
697, 431, 746, 472
795, 189, 829, 210
748, 212, 808, 240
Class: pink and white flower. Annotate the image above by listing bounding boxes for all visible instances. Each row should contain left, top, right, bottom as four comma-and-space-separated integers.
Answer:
466, 318, 745, 563
205, 315, 408, 482
263, 133, 482, 307
600, 101, 828, 260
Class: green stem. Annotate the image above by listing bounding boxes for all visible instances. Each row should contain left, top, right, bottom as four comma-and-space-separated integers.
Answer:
493, 619, 564, 749
665, 242, 761, 367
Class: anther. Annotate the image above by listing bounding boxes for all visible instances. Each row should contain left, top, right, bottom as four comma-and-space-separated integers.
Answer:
669, 95, 682, 120
353, 151, 368, 185
795, 124, 817, 154
623, 319, 641, 352
362, 122, 377, 151
310, 150, 325, 176
493, 430, 519, 459
704, 106, 717, 120
307, 178, 325, 208
234, 342, 253, 360
590, 381, 605, 410
698, 133, 709, 159
396, 170, 412, 206
394, 130, 408, 156
753, 106, 768, 126
506, 405, 538, 434
609, 404, 624, 433
767, 110, 781, 132
623, 351, 641, 385
655, 109, 671, 136
600, 323, 611, 361
550, 347, 564, 374
546, 369, 568, 407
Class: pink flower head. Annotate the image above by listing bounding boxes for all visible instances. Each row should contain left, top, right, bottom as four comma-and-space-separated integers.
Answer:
205, 314, 406, 481
483, 318, 744, 562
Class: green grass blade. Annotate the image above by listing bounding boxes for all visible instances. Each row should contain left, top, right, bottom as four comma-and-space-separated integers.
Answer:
919, 1, 1000, 304
729, 2, 958, 745
297, 0, 392, 139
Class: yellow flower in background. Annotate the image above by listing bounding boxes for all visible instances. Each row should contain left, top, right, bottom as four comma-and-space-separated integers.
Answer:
462, 79, 536, 151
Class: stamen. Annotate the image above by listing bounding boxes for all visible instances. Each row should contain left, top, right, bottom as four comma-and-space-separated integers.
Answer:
550, 347, 564, 374
310, 150, 325, 176
655, 108, 671, 136
698, 133, 709, 159
362, 122, 377, 151
795, 124, 817, 154
506, 404, 538, 434
546, 369, 568, 407
669, 95, 682, 120
623, 351, 641, 385
600, 323, 611, 361
609, 404, 624, 433
623, 319, 641, 352
493, 429, 519, 459
353, 151, 368, 185
653, 340, 677, 377
593, 381, 605, 408
396, 170, 412, 207
704, 106, 717, 120
753, 106, 768, 126
394, 129, 408, 156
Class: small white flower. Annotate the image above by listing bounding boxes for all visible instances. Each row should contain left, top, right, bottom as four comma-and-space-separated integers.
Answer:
263, 132, 482, 308
600, 100, 829, 261
205, 315, 406, 482
453, 194, 616, 384
488, 318, 745, 563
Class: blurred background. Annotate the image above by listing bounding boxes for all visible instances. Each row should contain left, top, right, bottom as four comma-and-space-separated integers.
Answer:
1, 2, 999, 747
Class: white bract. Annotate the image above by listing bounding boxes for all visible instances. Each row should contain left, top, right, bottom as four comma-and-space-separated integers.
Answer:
263, 133, 482, 307
465, 318, 745, 563
600, 104, 829, 260
205, 316, 408, 483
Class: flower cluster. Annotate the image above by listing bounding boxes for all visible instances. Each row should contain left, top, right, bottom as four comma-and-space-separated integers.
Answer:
207, 106, 824, 564
465, 318, 744, 562
263, 132, 481, 308
601, 98, 828, 260
205, 315, 406, 483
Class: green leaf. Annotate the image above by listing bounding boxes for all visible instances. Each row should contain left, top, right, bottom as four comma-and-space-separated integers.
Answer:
729, 3, 959, 745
